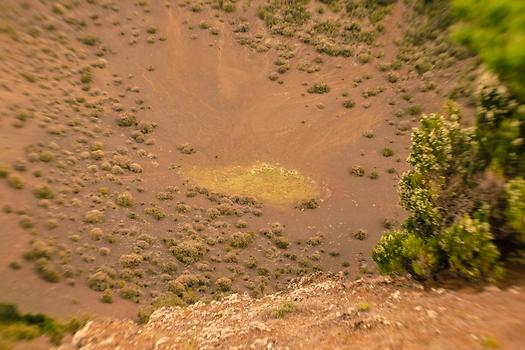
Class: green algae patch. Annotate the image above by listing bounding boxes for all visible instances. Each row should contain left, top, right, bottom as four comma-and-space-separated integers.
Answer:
185, 162, 320, 206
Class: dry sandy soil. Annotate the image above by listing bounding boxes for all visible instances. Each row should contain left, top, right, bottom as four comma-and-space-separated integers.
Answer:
60, 274, 525, 350
0, 0, 510, 348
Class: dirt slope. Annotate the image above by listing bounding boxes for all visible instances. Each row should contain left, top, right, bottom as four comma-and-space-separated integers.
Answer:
0, 0, 481, 333
60, 274, 525, 350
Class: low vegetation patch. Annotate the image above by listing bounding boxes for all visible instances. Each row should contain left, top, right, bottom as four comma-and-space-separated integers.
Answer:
0, 303, 86, 346
185, 162, 320, 206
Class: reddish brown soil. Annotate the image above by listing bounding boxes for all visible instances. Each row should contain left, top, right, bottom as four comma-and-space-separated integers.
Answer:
0, 0, 478, 325
61, 275, 525, 350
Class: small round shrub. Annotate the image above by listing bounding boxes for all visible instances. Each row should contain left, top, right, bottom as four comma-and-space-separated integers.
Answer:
87, 271, 113, 291
101, 291, 113, 303
6, 174, 24, 189
119, 253, 143, 268
84, 210, 103, 224
33, 184, 54, 199
115, 192, 133, 207
342, 100, 355, 109
382, 148, 394, 157
274, 236, 290, 249
229, 232, 254, 249
353, 229, 368, 240
215, 277, 232, 292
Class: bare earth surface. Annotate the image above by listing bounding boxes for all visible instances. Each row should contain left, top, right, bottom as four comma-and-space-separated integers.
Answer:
0, 0, 451, 318
59, 274, 525, 350
1, 0, 514, 349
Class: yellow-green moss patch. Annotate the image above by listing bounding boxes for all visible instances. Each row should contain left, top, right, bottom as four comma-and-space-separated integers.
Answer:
185, 162, 320, 206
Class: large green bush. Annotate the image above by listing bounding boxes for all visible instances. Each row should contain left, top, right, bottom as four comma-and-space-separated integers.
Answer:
505, 177, 525, 243
476, 85, 525, 176
440, 214, 503, 281
373, 0, 524, 284
451, 0, 525, 100
373, 230, 408, 275
373, 112, 510, 281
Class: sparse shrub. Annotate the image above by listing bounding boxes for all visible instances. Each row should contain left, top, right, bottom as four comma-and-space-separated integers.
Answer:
357, 52, 371, 64
45, 219, 58, 230
101, 291, 113, 303
387, 72, 399, 83
382, 217, 398, 229
9, 261, 21, 270
0, 163, 9, 178
6, 174, 24, 189
350, 165, 365, 177
171, 240, 205, 264
342, 100, 355, 109
84, 209, 103, 224
98, 247, 110, 256
234, 219, 247, 228
353, 229, 368, 240
362, 130, 375, 138
18, 216, 34, 229
38, 151, 55, 162
307, 83, 330, 94
90, 150, 104, 160
81, 35, 99, 46
87, 271, 113, 291
382, 148, 394, 157
35, 259, 61, 283
274, 236, 290, 249
119, 285, 141, 301
357, 302, 370, 312
274, 301, 297, 318
268, 72, 279, 81
368, 171, 379, 179
177, 143, 195, 155
407, 105, 422, 116
32, 184, 54, 199
215, 277, 232, 292
307, 235, 322, 246
144, 207, 165, 220
119, 253, 143, 268
229, 232, 255, 248
115, 191, 133, 207
295, 198, 319, 210
116, 113, 136, 127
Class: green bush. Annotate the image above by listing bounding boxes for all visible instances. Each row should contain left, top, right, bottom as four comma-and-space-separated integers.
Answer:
373, 111, 506, 282
504, 177, 525, 243
440, 215, 503, 281
373, 0, 524, 284
401, 233, 439, 279
274, 301, 297, 318
451, 0, 525, 100
476, 86, 525, 176
372, 230, 408, 275
0, 303, 86, 346
372, 230, 439, 279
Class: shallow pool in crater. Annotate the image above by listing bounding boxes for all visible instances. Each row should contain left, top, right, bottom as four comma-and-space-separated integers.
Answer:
185, 162, 320, 206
